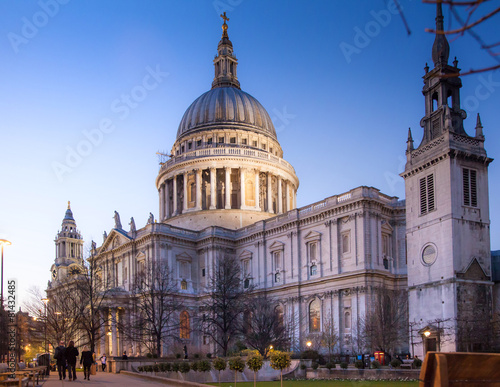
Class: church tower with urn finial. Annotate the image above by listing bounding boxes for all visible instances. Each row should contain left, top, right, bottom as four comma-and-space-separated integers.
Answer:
402, 2, 494, 355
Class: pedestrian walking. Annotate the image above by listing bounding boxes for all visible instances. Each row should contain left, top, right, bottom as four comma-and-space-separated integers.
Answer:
54, 341, 67, 380
80, 346, 94, 380
65, 341, 79, 381
100, 354, 107, 372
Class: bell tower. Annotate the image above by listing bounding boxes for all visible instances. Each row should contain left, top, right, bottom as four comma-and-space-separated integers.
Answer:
50, 202, 84, 285
402, 2, 494, 355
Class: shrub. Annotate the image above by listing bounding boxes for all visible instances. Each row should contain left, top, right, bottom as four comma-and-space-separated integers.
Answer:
137, 366, 143, 372
246, 353, 264, 373
175, 353, 181, 359
179, 362, 191, 373
354, 360, 363, 369
191, 361, 199, 372
164, 363, 172, 372
146, 353, 153, 358
206, 353, 212, 359
159, 363, 166, 372
213, 358, 227, 372
153, 353, 158, 358
228, 357, 245, 373
300, 350, 319, 361
172, 363, 180, 372
194, 353, 200, 359
311, 362, 319, 370
198, 360, 212, 372
340, 362, 348, 369
414, 358, 423, 368
390, 359, 402, 368
153, 364, 160, 372
371, 360, 381, 369
325, 362, 335, 370
300, 363, 307, 370
290, 352, 300, 359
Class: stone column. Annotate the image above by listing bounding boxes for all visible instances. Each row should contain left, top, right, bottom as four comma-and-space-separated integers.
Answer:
209, 167, 216, 210
99, 311, 106, 357
183, 172, 188, 212
111, 308, 118, 357
285, 181, 290, 212
240, 168, 246, 209
254, 169, 261, 211
159, 184, 164, 220
277, 176, 283, 214
172, 176, 178, 215
267, 173, 273, 213
195, 169, 202, 210
165, 180, 170, 219
224, 167, 231, 209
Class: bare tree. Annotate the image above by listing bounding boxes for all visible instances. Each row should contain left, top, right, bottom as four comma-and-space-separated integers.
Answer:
320, 312, 339, 362
127, 258, 181, 356
0, 306, 9, 361
361, 287, 408, 358
202, 254, 250, 357
241, 293, 291, 358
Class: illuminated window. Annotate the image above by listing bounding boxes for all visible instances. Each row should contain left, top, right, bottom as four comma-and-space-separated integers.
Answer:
180, 311, 190, 339
181, 280, 187, 290
309, 299, 320, 333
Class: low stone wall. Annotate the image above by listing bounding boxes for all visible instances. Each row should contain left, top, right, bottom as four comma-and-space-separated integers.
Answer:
121, 371, 207, 386
292, 367, 420, 381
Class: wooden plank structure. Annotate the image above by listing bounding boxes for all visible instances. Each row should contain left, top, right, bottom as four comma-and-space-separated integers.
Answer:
420, 352, 500, 387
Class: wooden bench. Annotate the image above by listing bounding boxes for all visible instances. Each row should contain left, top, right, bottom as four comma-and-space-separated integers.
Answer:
401, 359, 414, 369
0, 377, 29, 387
419, 352, 500, 387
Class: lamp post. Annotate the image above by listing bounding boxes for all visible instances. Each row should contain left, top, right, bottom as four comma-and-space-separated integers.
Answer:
41, 298, 49, 375
0, 239, 12, 307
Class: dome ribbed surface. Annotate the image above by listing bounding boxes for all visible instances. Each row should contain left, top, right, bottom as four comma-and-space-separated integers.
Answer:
177, 87, 276, 139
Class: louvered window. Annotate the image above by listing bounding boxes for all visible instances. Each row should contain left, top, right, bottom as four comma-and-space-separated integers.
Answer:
420, 174, 435, 215
463, 168, 478, 207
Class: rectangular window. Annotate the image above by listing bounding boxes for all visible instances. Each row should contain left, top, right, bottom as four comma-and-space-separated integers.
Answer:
207, 138, 213, 144
463, 168, 477, 207
253, 140, 257, 147
308, 242, 316, 262
420, 174, 435, 215
273, 251, 281, 269
262, 144, 266, 150
188, 142, 192, 149
181, 145, 185, 153
242, 139, 247, 145
197, 140, 202, 147
230, 137, 236, 144
342, 232, 350, 254
202, 268, 205, 277
218, 137, 224, 143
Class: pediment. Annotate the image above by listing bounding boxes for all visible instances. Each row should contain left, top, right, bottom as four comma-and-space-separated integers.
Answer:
269, 241, 285, 251
304, 230, 322, 241
176, 252, 192, 262
381, 221, 394, 234
100, 229, 132, 251
239, 249, 253, 260
136, 251, 146, 261
457, 258, 489, 281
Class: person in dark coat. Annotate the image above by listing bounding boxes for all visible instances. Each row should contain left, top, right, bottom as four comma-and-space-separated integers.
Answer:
54, 341, 66, 380
80, 346, 94, 380
65, 340, 79, 381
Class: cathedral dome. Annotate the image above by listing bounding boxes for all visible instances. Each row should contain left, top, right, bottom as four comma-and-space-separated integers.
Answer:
176, 87, 277, 140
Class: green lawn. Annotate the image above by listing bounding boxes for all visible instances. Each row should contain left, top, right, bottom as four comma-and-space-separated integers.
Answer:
206, 381, 418, 387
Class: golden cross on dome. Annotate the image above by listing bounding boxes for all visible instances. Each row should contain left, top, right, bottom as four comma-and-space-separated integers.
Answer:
220, 12, 229, 24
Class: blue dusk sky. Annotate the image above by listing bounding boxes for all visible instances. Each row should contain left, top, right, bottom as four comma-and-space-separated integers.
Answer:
0, 1, 498, 306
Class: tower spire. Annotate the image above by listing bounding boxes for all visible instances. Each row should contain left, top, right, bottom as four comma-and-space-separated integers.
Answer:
432, 0, 450, 67
475, 113, 484, 139
212, 12, 241, 89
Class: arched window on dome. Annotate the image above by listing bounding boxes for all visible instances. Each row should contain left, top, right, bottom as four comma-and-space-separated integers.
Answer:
309, 299, 321, 333
180, 311, 190, 339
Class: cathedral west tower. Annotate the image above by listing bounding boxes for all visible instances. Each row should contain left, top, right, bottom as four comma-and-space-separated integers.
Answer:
156, 13, 299, 230
402, 3, 493, 355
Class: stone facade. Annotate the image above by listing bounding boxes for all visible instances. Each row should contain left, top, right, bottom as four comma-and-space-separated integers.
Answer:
47, 6, 495, 359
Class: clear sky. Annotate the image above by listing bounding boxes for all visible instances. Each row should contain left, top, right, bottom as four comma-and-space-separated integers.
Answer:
1, 0, 499, 306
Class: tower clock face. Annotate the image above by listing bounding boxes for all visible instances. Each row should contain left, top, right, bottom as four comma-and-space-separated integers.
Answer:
52, 269, 57, 280
422, 244, 437, 266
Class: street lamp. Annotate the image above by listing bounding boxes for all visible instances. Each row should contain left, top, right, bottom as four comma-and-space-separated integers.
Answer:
306, 341, 312, 348
0, 239, 11, 307
423, 331, 431, 337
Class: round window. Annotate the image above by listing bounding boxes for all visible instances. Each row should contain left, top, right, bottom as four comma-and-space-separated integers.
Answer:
422, 244, 437, 266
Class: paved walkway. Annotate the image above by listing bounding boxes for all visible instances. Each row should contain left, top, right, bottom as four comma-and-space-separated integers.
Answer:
39, 371, 177, 386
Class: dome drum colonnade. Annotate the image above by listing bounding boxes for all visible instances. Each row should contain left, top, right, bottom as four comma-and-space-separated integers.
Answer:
156, 12, 298, 229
